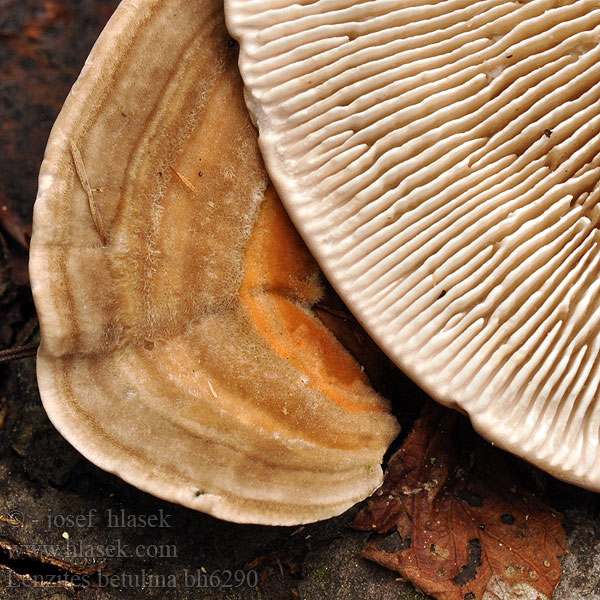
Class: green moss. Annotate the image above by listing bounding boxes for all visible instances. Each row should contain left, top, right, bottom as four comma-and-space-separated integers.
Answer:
310, 563, 334, 591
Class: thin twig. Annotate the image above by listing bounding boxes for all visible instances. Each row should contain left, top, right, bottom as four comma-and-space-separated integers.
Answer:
312, 302, 351, 320
70, 141, 107, 245
169, 165, 199, 195
0, 198, 31, 249
0, 342, 39, 363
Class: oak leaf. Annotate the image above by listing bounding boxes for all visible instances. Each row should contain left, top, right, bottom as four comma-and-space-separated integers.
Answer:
352, 404, 567, 600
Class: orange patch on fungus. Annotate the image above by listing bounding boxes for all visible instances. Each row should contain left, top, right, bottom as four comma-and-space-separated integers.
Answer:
240, 187, 380, 414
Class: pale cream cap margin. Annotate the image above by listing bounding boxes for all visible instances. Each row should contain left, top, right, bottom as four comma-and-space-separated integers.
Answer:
226, 0, 600, 489
29, 0, 399, 525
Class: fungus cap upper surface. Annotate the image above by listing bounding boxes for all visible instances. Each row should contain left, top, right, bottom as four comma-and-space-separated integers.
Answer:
226, 0, 600, 489
29, 0, 399, 525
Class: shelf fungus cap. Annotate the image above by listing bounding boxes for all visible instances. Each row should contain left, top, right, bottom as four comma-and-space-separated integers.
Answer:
226, 0, 600, 489
29, 0, 399, 525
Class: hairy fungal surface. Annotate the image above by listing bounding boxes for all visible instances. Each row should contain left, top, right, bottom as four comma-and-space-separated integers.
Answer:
30, 0, 399, 525
227, 0, 600, 488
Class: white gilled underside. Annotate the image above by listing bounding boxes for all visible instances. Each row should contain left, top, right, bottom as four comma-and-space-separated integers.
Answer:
226, 0, 600, 489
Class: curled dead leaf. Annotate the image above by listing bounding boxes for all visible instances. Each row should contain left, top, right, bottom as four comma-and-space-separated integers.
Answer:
352, 404, 567, 600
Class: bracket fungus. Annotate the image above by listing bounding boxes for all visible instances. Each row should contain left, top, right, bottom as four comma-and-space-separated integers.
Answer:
29, 0, 399, 525
226, 0, 600, 489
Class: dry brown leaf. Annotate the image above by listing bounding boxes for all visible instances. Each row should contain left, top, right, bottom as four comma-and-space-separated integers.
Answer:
352, 404, 567, 600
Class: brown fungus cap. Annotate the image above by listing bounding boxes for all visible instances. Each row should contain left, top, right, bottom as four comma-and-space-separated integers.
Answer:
29, 0, 399, 525
226, 0, 600, 489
